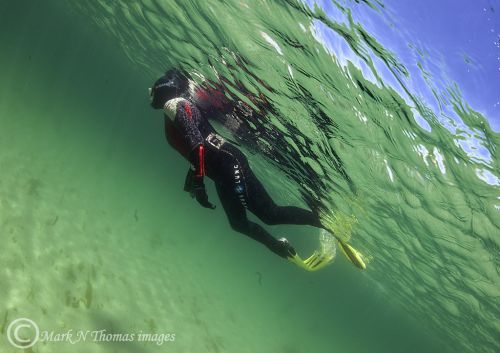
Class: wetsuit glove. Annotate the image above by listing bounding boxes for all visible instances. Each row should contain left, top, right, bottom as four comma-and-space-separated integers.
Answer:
192, 176, 216, 209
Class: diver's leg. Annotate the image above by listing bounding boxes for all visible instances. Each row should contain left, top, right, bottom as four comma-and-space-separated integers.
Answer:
215, 182, 290, 258
244, 167, 322, 228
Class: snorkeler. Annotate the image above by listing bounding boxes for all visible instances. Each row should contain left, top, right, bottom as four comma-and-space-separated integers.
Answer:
149, 69, 366, 271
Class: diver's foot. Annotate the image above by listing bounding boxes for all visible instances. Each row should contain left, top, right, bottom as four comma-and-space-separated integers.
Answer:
276, 237, 296, 258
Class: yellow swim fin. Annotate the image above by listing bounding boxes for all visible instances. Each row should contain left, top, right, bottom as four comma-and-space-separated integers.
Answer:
304, 251, 334, 271
337, 240, 366, 270
318, 209, 366, 270
288, 251, 334, 271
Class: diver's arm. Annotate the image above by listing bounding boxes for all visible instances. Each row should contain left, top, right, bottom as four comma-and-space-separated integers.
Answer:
174, 100, 204, 151
189, 148, 215, 209
174, 100, 215, 209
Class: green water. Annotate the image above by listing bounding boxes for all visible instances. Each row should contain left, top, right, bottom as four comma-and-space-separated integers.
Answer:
0, 1, 498, 353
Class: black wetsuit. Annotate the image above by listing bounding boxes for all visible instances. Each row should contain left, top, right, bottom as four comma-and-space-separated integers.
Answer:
164, 98, 321, 258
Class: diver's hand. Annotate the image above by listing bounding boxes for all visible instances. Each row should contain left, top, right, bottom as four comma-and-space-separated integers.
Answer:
192, 177, 216, 209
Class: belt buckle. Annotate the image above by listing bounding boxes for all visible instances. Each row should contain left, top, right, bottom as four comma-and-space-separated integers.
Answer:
207, 133, 224, 149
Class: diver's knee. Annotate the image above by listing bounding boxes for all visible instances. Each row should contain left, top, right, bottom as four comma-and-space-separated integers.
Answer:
228, 219, 248, 233
257, 209, 280, 225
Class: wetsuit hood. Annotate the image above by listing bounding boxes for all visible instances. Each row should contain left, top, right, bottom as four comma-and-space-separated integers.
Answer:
150, 69, 189, 109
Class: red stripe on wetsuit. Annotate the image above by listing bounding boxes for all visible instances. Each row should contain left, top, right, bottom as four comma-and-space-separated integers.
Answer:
197, 145, 205, 177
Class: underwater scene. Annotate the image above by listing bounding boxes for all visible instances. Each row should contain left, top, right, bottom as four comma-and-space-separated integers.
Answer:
0, 0, 498, 352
